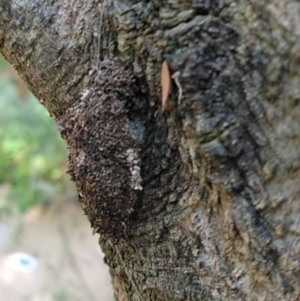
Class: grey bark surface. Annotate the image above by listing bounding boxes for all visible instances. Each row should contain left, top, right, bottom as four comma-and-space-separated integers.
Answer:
1, 1, 300, 300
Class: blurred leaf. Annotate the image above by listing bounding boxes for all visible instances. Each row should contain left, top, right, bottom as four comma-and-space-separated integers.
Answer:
0, 59, 69, 213
0, 57, 7, 69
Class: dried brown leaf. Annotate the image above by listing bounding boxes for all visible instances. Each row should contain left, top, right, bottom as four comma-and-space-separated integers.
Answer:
161, 60, 171, 112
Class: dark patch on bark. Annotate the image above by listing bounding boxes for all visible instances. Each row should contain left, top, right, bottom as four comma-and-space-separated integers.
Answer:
57, 59, 183, 242
58, 60, 146, 240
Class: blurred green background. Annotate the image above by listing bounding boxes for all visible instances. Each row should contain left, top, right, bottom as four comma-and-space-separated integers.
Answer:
0, 57, 113, 301
0, 56, 69, 214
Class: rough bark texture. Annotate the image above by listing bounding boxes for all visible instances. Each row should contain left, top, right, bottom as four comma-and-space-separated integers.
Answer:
1, 0, 300, 300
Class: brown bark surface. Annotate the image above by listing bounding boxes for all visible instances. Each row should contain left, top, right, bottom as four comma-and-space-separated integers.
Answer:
1, 1, 300, 300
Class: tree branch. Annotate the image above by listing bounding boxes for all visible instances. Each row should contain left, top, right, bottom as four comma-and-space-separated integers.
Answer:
1, 1, 300, 300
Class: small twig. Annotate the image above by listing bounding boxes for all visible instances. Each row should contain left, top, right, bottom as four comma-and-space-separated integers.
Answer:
172, 71, 183, 105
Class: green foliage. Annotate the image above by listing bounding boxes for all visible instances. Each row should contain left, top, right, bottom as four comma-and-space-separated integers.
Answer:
0, 59, 67, 213
53, 288, 71, 301
0, 57, 6, 69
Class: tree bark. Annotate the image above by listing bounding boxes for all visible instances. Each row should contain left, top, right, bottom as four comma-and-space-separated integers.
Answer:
1, 1, 300, 300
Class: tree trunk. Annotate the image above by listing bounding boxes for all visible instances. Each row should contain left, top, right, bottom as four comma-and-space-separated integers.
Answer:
1, 1, 300, 300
